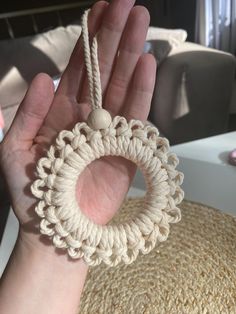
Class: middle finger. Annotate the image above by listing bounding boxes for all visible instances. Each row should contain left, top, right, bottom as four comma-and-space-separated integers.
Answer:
104, 5, 150, 116
79, 0, 135, 103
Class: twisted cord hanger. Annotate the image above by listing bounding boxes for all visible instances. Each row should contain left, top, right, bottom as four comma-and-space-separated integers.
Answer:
81, 9, 102, 110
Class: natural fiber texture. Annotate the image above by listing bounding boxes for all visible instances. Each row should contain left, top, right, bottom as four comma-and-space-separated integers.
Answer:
79, 198, 236, 313
31, 117, 183, 266
31, 10, 183, 266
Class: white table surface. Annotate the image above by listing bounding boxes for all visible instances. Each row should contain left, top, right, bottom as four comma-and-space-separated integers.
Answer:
172, 131, 236, 164
171, 131, 236, 216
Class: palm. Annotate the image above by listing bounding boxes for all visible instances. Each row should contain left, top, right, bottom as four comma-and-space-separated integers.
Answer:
35, 94, 137, 225
0, 1, 156, 237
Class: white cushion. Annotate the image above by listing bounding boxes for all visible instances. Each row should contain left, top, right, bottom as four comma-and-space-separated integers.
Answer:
144, 27, 188, 64
0, 24, 188, 130
147, 27, 188, 48
144, 40, 171, 64
0, 24, 188, 108
0, 25, 81, 109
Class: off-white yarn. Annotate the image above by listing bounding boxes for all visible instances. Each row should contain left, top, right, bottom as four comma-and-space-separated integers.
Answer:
81, 10, 102, 110
31, 10, 184, 267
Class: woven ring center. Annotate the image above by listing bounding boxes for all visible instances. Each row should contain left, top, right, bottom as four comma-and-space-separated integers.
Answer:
31, 116, 184, 267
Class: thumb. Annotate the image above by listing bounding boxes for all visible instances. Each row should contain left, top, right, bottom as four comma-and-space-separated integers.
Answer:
5, 73, 54, 150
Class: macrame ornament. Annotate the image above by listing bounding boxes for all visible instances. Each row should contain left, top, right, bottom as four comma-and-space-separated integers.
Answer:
31, 10, 184, 267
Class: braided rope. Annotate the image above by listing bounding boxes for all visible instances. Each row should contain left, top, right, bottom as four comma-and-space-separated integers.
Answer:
31, 10, 184, 266
81, 9, 102, 110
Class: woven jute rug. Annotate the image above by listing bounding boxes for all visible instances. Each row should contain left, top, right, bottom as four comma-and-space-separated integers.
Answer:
79, 198, 236, 314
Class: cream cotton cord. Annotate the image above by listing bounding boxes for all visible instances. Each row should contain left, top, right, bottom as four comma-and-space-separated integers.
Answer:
31, 10, 184, 267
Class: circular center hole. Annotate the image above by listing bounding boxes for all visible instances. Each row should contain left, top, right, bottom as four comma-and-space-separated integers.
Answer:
75, 156, 146, 225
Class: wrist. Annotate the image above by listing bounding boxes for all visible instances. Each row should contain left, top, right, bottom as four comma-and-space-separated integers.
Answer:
0, 229, 88, 314
17, 228, 88, 270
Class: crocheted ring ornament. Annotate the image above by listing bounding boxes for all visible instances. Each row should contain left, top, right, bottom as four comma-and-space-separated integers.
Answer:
31, 10, 184, 267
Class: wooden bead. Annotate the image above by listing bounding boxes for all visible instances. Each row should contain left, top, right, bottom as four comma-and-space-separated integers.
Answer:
87, 108, 112, 130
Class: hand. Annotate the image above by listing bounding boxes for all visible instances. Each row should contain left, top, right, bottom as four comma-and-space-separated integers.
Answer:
0, 0, 156, 248
0, 1, 157, 312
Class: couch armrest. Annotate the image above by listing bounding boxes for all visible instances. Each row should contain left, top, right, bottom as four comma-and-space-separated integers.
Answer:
149, 42, 236, 144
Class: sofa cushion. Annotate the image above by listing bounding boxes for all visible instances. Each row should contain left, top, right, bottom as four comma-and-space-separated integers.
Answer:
0, 25, 80, 110
0, 25, 187, 131
147, 27, 187, 48
144, 40, 172, 64
144, 27, 187, 64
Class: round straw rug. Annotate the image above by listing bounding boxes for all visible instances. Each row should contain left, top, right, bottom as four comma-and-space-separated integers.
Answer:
79, 198, 236, 313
